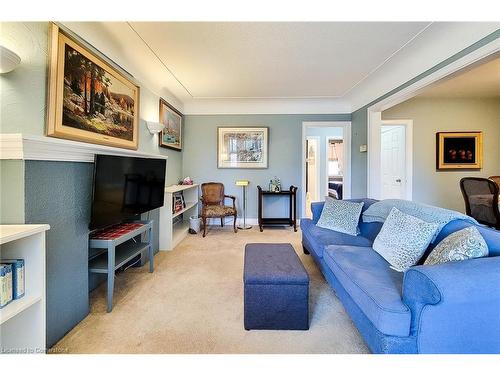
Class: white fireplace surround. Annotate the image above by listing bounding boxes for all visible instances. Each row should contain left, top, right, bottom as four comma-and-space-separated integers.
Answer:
0, 134, 168, 163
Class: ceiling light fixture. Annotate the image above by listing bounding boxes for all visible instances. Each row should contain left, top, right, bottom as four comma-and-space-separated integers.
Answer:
0, 45, 21, 74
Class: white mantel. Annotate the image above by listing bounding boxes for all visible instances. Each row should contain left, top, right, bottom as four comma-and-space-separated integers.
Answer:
0, 134, 168, 163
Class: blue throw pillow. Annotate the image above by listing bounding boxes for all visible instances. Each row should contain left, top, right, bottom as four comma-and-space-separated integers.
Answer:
316, 198, 364, 236
424, 226, 488, 266
373, 207, 439, 272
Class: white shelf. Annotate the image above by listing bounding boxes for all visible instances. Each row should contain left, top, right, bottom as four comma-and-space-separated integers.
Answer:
172, 201, 198, 219
0, 133, 168, 163
172, 220, 190, 248
0, 224, 48, 354
159, 184, 200, 251
0, 293, 42, 325
0, 224, 50, 245
165, 184, 199, 193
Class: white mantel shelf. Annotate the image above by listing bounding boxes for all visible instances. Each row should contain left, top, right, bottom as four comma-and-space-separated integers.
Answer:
0, 134, 168, 163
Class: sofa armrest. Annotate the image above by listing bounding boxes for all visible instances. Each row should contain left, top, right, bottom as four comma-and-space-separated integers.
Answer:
311, 202, 325, 224
402, 257, 500, 353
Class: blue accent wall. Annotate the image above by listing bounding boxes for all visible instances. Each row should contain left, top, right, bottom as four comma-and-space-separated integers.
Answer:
23, 160, 162, 348
24, 161, 93, 348
182, 114, 351, 219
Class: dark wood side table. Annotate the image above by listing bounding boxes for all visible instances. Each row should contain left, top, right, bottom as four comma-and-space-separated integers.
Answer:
257, 185, 298, 232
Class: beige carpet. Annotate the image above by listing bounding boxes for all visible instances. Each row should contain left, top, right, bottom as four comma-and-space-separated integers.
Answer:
54, 226, 369, 353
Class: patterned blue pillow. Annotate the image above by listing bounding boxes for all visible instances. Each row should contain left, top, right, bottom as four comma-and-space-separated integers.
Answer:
316, 198, 364, 236
373, 207, 440, 272
424, 226, 488, 266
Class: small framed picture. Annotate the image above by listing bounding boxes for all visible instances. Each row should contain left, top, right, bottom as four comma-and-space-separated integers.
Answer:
159, 98, 182, 151
436, 131, 483, 170
217, 127, 268, 169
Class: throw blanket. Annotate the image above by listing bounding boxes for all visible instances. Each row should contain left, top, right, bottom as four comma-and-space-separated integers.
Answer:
362, 199, 478, 242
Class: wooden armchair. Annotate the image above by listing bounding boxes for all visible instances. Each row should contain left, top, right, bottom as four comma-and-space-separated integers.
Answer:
200, 182, 238, 237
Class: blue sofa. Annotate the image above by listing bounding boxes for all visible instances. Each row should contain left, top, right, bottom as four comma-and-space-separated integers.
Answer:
301, 198, 500, 354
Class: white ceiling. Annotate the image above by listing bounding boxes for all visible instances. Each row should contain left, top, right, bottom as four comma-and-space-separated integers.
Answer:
129, 22, 430, 99
63, 22, 500, 114
418, 55, 500, 98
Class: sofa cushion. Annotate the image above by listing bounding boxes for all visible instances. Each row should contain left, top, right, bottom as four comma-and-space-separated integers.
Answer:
300, 219, 373, 258
373, 208, 439, 272
316, 198, 364, 235
426, 219, 500, 258
424, 226, 489, 266
323, 245, 411, 337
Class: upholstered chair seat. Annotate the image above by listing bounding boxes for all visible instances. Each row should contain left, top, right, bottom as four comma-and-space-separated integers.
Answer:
203, 205, 237, 217
200, 182, 238, 237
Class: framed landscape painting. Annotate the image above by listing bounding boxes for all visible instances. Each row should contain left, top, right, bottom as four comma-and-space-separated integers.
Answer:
46, 23, 140, 150
159, 99, 182, 151
217, 127, 268, 169
436, 131, 483, 170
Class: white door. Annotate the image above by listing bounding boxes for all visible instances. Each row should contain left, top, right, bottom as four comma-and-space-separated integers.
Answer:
305, 137, 320, 218
380, 125, 406, 199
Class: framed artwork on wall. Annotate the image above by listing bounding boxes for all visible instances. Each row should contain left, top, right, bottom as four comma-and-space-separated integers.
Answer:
217, 127, 269, 169
159, 98, 182, 151
436, 131, 483, 170
46, 23, 140, 150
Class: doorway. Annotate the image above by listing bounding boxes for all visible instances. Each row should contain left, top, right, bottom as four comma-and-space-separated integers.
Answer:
369, 119, 413, 200
302, 121, 351, 218
305, 136, 320, 218
381, 125, 406, 199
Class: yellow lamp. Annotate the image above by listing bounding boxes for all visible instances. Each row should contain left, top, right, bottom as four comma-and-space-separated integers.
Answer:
235, 180, 251, 229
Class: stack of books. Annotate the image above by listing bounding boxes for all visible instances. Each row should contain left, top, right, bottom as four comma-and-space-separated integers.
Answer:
0, 259, 25, 309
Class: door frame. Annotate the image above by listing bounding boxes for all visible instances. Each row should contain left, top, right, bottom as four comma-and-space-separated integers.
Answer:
302, 121, 351, 217
367, 40, 499, 199
325, 136, 344, 199
378, 120, 413, 200
305, 136, 321, 205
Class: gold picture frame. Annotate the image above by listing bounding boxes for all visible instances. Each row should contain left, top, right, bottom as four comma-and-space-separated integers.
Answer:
159, 98, 182, 151
436, 131, 483, 170
46, 23, 140, 150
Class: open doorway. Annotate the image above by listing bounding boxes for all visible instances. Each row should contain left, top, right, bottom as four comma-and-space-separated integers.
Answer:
302, 122, 351, 218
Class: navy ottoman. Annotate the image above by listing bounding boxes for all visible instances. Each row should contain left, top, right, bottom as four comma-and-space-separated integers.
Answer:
244, 243, 309, 330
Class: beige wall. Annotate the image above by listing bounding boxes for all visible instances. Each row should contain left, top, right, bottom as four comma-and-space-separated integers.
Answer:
382, 97, 500, 212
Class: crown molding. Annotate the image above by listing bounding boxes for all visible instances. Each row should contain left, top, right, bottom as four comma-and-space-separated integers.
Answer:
0, 134, 168, 163
182, 97, 352, 115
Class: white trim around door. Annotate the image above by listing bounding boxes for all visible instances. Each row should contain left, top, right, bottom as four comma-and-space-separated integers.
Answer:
301, 121, 351, 217
367, 39, 500, 199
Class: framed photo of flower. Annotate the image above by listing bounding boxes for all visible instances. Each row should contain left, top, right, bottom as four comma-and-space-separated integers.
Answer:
159, 98, 183, 151
436, 131, 483, 170
46, 23, 140, 150
217, 127, 268, 169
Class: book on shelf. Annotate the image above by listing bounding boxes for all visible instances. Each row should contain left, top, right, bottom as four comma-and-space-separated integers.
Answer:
0, 263, 13, 308
1, 259, 25, 300
172, 192, 186, 214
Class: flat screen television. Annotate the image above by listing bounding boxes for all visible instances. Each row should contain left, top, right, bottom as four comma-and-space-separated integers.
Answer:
89, 154, 166, 231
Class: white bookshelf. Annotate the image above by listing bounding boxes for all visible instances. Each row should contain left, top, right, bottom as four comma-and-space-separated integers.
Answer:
0, 224, 49, 354
159, 184, 199, 251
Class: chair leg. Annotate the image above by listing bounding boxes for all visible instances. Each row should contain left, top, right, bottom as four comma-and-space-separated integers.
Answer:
221, 218, 224, 227
202, 216, 207, 237
233, 215, 237, 233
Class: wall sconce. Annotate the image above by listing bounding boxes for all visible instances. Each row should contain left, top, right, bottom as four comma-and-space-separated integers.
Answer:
146, 121, 165, 135
0, 45, 21, 74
